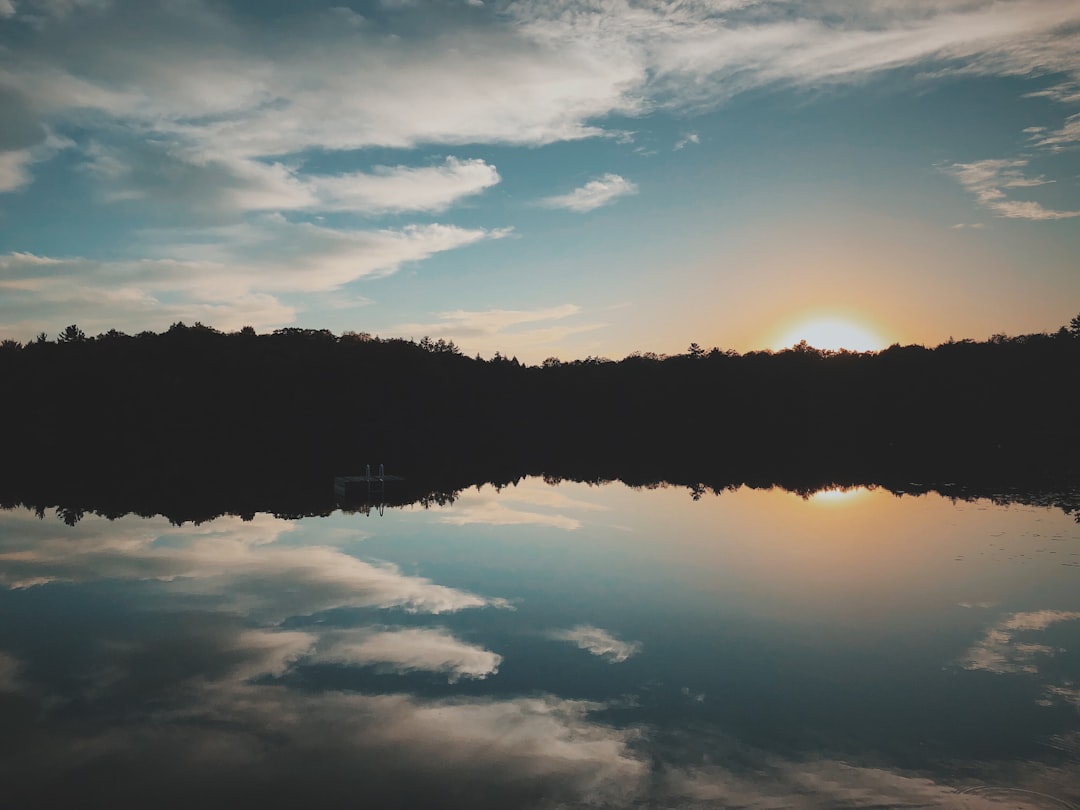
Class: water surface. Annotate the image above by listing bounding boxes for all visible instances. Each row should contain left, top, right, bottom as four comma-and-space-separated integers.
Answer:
1, 479, 1078, 808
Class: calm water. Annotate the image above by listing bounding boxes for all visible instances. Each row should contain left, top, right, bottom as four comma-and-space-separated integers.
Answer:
1, 479, 1079, 808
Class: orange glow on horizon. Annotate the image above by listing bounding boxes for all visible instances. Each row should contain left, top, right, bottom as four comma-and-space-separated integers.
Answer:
809, 486, 872, 505
770, 316, 887, 353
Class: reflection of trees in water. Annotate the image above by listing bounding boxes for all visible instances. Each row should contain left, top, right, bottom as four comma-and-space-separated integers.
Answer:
6, 471, 1079, 526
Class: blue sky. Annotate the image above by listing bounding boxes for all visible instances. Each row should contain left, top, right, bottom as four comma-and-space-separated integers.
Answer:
1, 0, 1079, 361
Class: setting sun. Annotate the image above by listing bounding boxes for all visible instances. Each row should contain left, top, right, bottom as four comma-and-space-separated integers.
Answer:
773, 317, 886, 353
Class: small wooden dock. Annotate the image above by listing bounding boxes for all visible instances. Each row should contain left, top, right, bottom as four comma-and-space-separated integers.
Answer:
334, 465, 404, 500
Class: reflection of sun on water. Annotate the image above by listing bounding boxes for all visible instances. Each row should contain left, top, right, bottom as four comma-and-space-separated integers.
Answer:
809, 486, 871, 505
774, 317, 886, 353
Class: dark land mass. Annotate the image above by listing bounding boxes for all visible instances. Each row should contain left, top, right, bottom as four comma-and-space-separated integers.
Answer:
2, 318, 1080, 523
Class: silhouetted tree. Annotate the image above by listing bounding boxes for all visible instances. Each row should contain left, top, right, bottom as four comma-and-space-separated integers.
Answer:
57, 324, 87, 343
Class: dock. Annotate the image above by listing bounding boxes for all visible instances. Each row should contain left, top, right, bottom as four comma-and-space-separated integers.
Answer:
333, 464, 404, 500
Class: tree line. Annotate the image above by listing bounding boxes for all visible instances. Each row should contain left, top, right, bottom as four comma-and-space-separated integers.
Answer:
1, 316, 1079, 507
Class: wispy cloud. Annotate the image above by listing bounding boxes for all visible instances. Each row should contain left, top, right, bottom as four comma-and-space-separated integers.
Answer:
399, 304, 582, 338
945, 158, 1080, 220
393, 303, 605, 360
0, 222, 506, 337
82, 148, 501, 216
540, 173, 638, 212
313, 627, 503, 682
1031, 111, 1080, 150
550, 625, 642, 663
308, 158, 501, 214
0, 149, 34, 192
674, 132, 699, 150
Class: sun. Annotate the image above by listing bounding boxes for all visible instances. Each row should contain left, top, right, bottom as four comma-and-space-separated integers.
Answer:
809, 486, 871, 505
773, 317, 885, 353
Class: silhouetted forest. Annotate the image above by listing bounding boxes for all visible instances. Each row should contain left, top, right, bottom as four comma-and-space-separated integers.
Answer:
2, 317, 1079, 522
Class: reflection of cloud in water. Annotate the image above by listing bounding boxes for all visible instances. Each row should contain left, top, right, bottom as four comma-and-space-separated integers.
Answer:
496, 481, 610, 512
312, 627, 502, 682
550, 625, 641, 663
0, 509, 504, 619
6, 651, 645, 808
963, 609, 1080, 710
964, 610, 1080, 675
439, 501, 582, 531
0, 651, 22, 693
659, 758, 1079, 809
432, 478, 609, 531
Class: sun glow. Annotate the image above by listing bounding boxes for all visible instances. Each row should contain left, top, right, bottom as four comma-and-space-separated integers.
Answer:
809, 486, 872, 505
774, 317, 885, 353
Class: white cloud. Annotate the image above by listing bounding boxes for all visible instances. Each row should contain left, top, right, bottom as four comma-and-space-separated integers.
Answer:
0, 222, 505, 337
674, 132, 699, 150
399, 303, 581, 338
392, 303, 606, 361
81, 146, 500, 216
540, 173, 638, 212
314, 627, 503, 682
1032, 111, 1080, 149
946, 158, 1080, 220
0, 148, 34, 192
1025, 80, 1080, 105
0, 0, 15, 18
550, 625, 642, 663
309, 157, 501, 214
2, 0, 1080, 184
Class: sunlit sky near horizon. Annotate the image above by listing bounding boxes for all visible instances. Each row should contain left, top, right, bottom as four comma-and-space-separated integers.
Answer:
1, 0, 1079, 362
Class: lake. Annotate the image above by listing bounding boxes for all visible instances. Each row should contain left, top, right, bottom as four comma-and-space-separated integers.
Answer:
1, 478, 1078, 808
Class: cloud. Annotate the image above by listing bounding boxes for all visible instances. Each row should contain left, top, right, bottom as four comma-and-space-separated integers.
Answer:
514, 0, 1080, 109
2, 0, 1080, 191
0, 148, 35, 192
0, 222, 505, 337
549, 625, 642, 663
82, 146, 500, 216
674, 132, 699, 150
946, 158, 1080, 220
540, 173, 638, 212
1032, 111, 1080, 149
1025, 80, 1080, 105
393, 303, 606, 361
0, 0, 14, 17
398, 303, 581, 339
313, 627, 503, 682
308, 157, 501, 214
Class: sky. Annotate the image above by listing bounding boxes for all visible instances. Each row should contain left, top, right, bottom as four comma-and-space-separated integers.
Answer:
1, 0, 1079, 363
